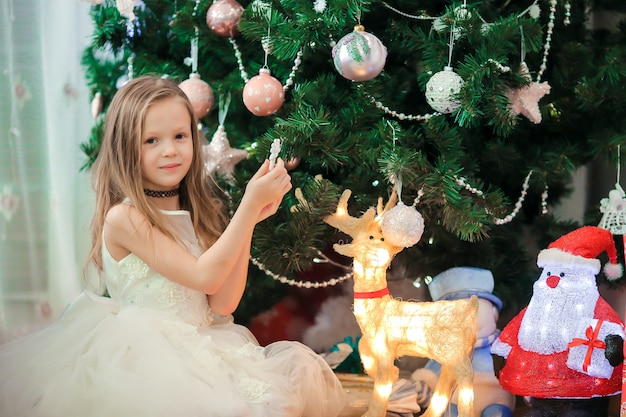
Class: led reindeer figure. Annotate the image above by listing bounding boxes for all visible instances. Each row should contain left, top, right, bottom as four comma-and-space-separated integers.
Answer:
325, 190, 478, 417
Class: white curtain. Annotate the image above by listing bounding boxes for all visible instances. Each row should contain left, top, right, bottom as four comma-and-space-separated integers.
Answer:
0, 0, 95, 339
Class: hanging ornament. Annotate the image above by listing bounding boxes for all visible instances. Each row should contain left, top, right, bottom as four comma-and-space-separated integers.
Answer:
243, 68, 285, 116
424, 18, 464, 114
179, 27, 214, 119
380, 167, 424, 248
91, 92, 103, 119
599, 184, 626, 235
285, 157, 301, 171
203, 95, 248, 182
381, 202, 424, 248
206, 0, 244, 38
505, 62, 550, 124
332, 25, 387, 82
425, 66, 464, 114
179, 73, 215, 119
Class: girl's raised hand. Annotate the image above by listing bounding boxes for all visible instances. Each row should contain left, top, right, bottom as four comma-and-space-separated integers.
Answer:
243, 158, 292, 222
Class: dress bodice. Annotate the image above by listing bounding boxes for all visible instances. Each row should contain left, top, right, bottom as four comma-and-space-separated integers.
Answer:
102, 209, 213, 327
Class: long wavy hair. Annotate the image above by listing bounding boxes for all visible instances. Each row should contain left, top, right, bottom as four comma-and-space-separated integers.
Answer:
86, 75, 228, 275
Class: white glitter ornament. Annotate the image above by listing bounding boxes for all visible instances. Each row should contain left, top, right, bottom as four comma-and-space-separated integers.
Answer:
332, 25, 387, 82
381, 202, 425, 248
425, 66, 464, 114
599, 184, 626, 235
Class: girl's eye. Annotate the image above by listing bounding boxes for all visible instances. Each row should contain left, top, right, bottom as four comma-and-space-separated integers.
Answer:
175, 133, 186, 140
144, 138, 157, 144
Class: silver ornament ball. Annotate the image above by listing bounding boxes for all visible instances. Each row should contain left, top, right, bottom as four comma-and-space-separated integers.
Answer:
332, 25, 387, 81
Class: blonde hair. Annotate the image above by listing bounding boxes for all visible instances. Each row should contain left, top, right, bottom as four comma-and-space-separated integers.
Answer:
86, 75, 228, 274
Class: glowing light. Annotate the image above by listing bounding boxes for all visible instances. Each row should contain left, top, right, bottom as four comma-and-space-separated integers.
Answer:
353, 261, 364, 276
361, 354, 374, 371
430, 392, 449, 415
367, 248, 391, 267
373, 337, 388, 354
458, 386, 474, 405
375, 381, 392, 398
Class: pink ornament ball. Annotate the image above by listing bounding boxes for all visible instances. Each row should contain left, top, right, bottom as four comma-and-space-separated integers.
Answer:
242, 69, 285, 116
206, 0, 244, 38
179, 73, 214, 119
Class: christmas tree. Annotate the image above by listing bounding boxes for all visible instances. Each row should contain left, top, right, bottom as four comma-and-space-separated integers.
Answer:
80, 0, 626, 329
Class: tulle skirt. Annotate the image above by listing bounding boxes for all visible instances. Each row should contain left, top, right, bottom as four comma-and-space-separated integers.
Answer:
0, 292, 347, 417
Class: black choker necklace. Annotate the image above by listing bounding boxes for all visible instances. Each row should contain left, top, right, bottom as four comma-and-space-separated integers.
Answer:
144, 188, 179, 198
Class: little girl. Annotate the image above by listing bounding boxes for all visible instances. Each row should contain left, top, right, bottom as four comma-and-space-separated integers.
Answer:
0, 76, 347, 417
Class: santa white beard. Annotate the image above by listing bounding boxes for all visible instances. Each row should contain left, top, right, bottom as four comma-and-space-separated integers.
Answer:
518, 266, 599, 354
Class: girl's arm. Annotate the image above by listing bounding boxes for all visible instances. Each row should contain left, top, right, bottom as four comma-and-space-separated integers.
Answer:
208, 178, 286, 313
104, 159, 291, 315
207, 228, 252, 314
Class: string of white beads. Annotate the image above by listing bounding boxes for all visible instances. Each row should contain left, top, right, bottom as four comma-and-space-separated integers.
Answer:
359, 86, 440, 121
486, 58, 510, 73
454, 170, 547, 225
283, 49, 303, 93
380, 1, 437, 20
229, 38, 249, 84
536, 0, 557, 82
564, 1, 571, 25
229, 38, 302, 93
250, 256, 353, 287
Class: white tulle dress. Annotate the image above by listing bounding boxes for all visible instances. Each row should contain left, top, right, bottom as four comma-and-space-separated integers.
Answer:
0, 209, 347, 417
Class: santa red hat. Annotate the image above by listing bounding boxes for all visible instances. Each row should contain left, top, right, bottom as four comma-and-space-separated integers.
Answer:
537, 226, 623, 280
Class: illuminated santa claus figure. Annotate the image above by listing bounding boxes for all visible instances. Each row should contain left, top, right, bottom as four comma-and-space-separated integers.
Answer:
491, 226, 625, 417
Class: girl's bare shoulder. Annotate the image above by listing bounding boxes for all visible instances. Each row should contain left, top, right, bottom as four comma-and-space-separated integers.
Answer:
105, 203, 148, 233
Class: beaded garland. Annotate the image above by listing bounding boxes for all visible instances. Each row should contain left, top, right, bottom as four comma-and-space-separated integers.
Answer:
144, 188, 179, 198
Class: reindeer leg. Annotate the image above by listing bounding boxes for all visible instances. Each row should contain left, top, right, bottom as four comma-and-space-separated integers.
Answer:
452, 358, 474, 417
358, 337, 377, 378
421, 365, 455, 417
363, 349, 394, 417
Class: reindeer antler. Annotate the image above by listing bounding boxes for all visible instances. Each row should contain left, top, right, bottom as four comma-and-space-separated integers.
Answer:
324, 190, 376, 238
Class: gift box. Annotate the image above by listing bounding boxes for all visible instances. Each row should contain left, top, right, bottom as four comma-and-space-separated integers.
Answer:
566, 318, 624, 379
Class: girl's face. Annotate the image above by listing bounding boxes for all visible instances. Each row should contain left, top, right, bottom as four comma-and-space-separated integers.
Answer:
140, 96, 194, 192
